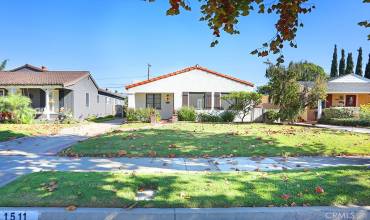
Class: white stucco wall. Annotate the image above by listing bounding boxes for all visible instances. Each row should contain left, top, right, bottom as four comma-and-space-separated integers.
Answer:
126, 69, 253, 111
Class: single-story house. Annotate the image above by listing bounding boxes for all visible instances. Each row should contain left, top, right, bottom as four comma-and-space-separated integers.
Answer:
299, 74, 370, 121
125, 65, 254, 120
0, 64, 125, 120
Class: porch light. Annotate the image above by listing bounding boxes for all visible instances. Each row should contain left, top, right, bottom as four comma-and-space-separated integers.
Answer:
165, 94, 170, 103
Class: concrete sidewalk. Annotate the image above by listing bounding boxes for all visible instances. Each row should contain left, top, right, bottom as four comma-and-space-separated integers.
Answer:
0, 206, 368, 220
0, 155, 369, 187
295, 122, 370, 134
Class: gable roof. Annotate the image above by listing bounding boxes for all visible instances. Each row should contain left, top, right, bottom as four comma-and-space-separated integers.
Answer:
329, 74, 370, 83
125, 65, 254, 90
8, 64, 46, 72
0, 64, 93, 87
0, 71, 90, 87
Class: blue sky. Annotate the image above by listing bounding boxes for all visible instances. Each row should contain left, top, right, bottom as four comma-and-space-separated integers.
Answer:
0, 0, 369, 92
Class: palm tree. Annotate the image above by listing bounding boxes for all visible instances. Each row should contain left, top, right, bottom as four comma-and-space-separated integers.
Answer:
0, 60, 8, 70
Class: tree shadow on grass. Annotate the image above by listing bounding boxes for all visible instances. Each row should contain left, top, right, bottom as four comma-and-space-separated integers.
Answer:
0, 130, 26, 142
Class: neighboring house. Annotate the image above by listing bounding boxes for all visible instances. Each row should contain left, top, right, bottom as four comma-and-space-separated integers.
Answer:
316, 74, 370, 120
259, 74, 370, 122
0, 64, 125, 120
125, 65, 254, 120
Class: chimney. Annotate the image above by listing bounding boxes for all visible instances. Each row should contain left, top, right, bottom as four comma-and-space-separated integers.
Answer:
41, 66, 47, 71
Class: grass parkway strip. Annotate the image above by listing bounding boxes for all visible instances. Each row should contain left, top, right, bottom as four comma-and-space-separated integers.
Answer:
0, 166, 368, 208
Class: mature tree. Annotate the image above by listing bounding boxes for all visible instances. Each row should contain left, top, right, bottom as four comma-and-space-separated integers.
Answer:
339, 49, 346, 76
355, 47, 363, 76
291, 61, 326, 81
330, 45, 338, 78
222, 91, 262, 122
148, 0, 369, 64
345, 53, 354, 75
256, 85, 271, 95
365, 54, 370, 79
265, 62, 327, 122
0, 60, 7, 71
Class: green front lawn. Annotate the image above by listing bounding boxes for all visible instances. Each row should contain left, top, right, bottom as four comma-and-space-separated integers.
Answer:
61, 122, 370, 157
0, 124, 71, 142
0, 166, 368, 208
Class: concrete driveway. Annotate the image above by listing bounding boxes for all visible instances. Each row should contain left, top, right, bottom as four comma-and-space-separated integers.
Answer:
0, 119, 123, 156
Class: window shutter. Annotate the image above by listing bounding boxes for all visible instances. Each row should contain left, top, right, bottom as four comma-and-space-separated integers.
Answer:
205, 92, 212, 109
214, 92, 220, 109
182, 92, 188, 107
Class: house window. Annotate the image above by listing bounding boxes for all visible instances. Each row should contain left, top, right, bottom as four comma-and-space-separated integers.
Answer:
0, 89, 4, 96
97, 95, 100, 104
146, 94, 161, 109
189, 93, 205, 110
221, 93, 235, 110
86, 93, 90, 107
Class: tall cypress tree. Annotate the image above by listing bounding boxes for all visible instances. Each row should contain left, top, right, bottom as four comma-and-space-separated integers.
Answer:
330, 45, 338, 77
365, 54, 370, 79
355, 47, 363, 76
345, 53, 354, 75
339, 49, 346, 76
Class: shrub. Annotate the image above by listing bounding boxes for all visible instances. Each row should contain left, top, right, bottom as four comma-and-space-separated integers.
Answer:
318, 118, 370, 127
0, 94, 36, 124
197, 112, 222, 122
360, 104, 370, 120
219, 111, 236, 122
263, 110, 279, 123
322, 107, 359, 119
58, 108, 77, 124
177, 107, 196, 121
127, 108, 160, 122
86, 114, 115, 123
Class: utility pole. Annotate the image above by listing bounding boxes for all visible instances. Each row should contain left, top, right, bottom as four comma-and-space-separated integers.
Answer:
147, 63, 152, 80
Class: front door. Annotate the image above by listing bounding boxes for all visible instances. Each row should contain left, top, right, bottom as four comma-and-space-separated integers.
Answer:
325, 94, 332, 108
345, 95, 356, 107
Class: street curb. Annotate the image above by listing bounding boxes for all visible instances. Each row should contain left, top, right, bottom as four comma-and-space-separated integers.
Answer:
0, 206, 369, 220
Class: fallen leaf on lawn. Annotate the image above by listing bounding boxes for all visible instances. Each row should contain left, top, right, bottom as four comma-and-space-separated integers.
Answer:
303, 168, 310, 172
118, 150, 127, 156
148, 151, 157, 157
179, 192, 190, 199
168, 144, 178, 148
280, 194, 291, 200
65, 205, 76, 211
315, 186, 324, 194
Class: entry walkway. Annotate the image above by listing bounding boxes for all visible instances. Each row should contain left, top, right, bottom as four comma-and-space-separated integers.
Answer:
0, 119, 123, 156
295, 122, 370, 134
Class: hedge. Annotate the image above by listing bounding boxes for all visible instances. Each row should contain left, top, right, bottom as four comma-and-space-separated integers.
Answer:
318, 118, 370, 127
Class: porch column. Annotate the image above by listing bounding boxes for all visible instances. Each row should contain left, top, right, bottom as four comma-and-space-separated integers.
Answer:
43, 89, 51, 120
127, 93, 136, 109
317, 99, 322, 120
211, 92, 214, 110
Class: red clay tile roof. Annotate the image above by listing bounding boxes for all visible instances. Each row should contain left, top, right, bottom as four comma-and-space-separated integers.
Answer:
0, 71, 90, 86
125, 65, 254, 90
